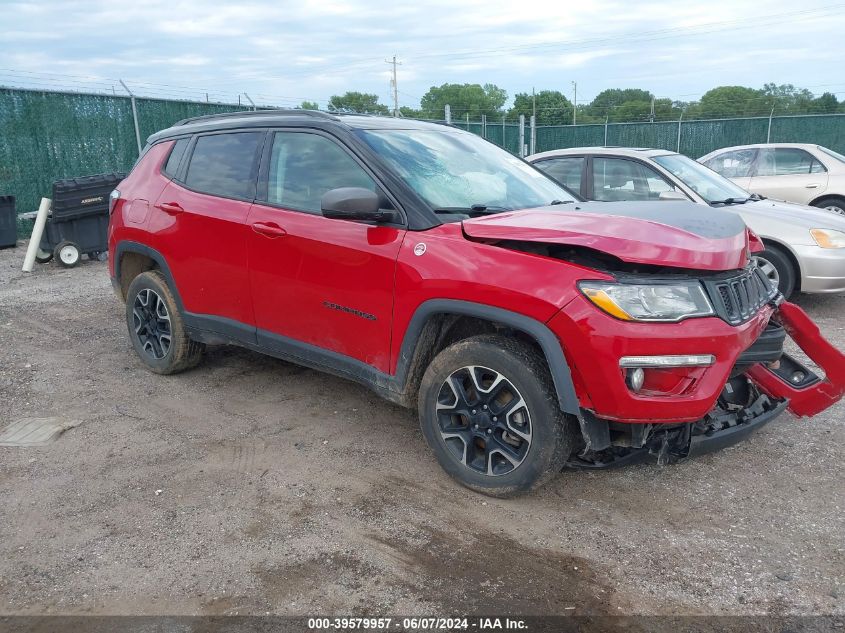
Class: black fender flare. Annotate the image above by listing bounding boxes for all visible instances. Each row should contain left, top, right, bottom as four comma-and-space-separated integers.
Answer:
394, 299, 581, 414
112, 240, 184, 310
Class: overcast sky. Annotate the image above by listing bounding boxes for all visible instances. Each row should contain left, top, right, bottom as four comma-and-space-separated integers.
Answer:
2, 0, 845, 111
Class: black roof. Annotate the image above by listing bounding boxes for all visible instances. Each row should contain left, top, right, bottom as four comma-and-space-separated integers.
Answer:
148, 109, 451, 144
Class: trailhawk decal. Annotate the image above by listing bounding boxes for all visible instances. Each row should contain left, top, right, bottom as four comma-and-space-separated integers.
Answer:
323, 301, 377, 321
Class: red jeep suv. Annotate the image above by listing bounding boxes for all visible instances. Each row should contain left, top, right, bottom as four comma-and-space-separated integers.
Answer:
108, 110, 844, 496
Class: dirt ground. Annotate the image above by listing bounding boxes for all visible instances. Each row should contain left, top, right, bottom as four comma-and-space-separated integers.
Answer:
0, 243, 843, 618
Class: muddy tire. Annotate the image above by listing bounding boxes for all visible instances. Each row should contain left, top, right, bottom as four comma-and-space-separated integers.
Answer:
418, 334, 575, 497
125, 270, 204, 375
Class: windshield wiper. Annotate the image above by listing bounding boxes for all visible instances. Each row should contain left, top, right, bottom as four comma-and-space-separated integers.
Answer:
549, 199, 574, 205
433, 205, 512, 216
710, 197, 750, 206
748, 193, 766, 201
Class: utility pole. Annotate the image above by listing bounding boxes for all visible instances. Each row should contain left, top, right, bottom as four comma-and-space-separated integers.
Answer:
444, 104, 451, 124
649, 97, 655, 123
386, 55, 401, 117
532, 87, 536, 123
571, 81, 577, 126
243, 93, 256, 111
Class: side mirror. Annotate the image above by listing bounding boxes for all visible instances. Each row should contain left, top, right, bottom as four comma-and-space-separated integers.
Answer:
658, 190, 687, 201
321, 187, 394, 222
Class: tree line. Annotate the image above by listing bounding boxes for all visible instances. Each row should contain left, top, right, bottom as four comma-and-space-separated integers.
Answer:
302, 83, 844, 124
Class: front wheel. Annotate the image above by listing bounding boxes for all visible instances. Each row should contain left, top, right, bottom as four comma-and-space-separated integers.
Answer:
812, 196, 845, 216
125, 270, 204, 374
418, 335, 575, 497
755, 246, 796, 298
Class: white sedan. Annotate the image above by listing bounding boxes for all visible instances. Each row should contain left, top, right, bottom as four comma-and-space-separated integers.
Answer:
699, 143, 845, 216
527, 146, 845, 298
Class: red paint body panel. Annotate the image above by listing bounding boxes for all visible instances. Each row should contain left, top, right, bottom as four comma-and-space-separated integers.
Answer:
246, 202, 404, 372
107, 142, 174, 280
389, 223, 611, 375
109, 134, 842, 429
547, 296, 775, 423
747, 302, 845, 417
147, 182, 254, 326
463, 209, 749, 271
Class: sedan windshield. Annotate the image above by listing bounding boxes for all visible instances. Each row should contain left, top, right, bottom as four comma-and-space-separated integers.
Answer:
653, 153, 751, 204
356, 128, 577, 216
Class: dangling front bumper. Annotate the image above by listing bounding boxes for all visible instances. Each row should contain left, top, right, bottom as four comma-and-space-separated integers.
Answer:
747, 301, 845, 418
566, 300, 844, 469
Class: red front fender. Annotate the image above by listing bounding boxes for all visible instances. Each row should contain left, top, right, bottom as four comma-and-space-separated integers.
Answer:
747, 301, 845, 417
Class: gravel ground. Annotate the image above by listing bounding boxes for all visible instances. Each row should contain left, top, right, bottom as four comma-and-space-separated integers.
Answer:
0, 243, 843, 618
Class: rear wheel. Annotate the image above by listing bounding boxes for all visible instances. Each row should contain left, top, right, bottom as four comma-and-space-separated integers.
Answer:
812, 196, 845, 216
755, 246, 796, 298
125, 271, 204, 374
418, 335, 575, 497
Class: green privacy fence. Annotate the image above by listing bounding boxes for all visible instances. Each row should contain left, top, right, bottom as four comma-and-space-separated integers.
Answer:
455, 112, 845, 159
0, 87, 250, 230
2, 86, 845, 234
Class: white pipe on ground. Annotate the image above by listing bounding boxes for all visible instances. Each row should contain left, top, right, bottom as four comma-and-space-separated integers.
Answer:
22, 197, 51, 272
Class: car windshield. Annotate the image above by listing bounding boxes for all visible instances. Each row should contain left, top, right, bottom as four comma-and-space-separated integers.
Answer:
653, 153, 750, 204
355, 128, 577, 217
817, 145, 845, 164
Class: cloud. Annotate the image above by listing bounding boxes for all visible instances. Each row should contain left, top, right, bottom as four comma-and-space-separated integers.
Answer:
1, 0, 843, 110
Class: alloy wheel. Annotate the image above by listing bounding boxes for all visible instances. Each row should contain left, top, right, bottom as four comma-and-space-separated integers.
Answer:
435, 365, 532, 476
132, 288, 172, 360
753, 256, 780, 291
824, 204, 845, 216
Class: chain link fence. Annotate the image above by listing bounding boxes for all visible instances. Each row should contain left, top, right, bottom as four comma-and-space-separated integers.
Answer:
0, 87, 250, 231
2, 87, 844, 235
454, 112, 845, 158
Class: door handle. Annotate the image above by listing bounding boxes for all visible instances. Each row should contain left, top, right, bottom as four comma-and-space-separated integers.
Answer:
156, 201, 184, 215
805, 184, 820, 189
251, 221, 287, 238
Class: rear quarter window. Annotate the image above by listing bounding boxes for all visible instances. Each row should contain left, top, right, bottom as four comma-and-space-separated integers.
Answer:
162, 138, 190, 178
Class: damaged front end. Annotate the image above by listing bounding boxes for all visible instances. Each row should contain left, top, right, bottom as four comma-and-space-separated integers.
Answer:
568, 299, 845, 470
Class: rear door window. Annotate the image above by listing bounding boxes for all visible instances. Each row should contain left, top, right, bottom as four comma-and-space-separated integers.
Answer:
184, 132, 263, 200
704, 149, 757, 178
756, 148, 827, 176
535, 157, 584, 194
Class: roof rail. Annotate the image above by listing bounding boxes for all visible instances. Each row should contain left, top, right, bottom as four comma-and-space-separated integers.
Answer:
174, 108, 339, 127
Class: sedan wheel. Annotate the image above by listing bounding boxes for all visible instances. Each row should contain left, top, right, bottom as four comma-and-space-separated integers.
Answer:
753, 255, 780, 291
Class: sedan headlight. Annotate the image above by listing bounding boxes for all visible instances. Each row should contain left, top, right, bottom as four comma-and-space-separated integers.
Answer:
579, 281, 714, 322
810, 229, 845, 249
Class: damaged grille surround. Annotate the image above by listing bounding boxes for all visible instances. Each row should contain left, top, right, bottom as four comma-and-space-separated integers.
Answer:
702, 265, 779, 326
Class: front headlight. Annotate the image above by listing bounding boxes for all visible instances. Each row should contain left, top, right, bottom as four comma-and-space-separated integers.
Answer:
579, 281, 714, 322
810, 228, 845, 249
